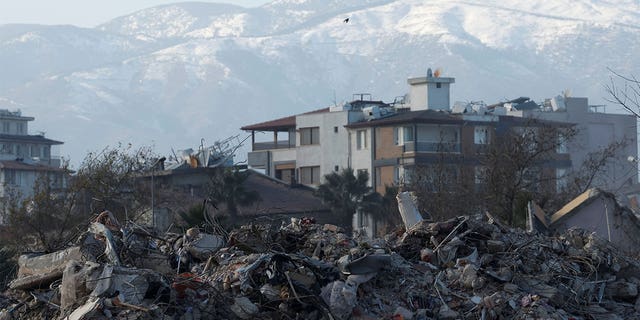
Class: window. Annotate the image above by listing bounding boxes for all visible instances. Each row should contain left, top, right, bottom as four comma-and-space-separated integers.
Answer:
393, 166, 400, 184
17, 123, 24, 134
436, 82, 442, 88
5, 169, 19, 185
2, 122, 9, 133
556, 133, 567, 153
31, 145, 39, 157
474, 126, 489, 144
393, 166, 412, 184
300, 166, 321, 185
403, 167, 414, 184
15, 145, 22, 157
43, 146, 50, 159
334, 126, 338, 133
556, 168, 567, 192
300, 127, 320, 145
356, 130, 367, 150
394, 126, 414, 145
0, 143, 12, 154
334, 165, 339, 172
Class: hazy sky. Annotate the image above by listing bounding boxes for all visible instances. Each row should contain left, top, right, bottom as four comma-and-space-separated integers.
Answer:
0, 0, 271, 27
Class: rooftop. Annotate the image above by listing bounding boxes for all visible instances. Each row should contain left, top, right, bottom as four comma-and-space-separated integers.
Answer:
241, 108, 329, 131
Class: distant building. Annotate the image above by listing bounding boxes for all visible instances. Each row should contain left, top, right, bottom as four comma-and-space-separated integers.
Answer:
241, 69, 638, 233
499, 95, 637, 191
241, 71, 579, 195
0, 109, 66, 203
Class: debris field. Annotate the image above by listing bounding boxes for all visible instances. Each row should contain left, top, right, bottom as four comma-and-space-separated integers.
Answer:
1, 211, 640, 320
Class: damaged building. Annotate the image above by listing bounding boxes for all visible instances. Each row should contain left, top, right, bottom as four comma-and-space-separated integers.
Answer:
529, 188, 640, 254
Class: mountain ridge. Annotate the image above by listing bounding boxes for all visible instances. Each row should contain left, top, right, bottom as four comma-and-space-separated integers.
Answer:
0, 0, 638, 166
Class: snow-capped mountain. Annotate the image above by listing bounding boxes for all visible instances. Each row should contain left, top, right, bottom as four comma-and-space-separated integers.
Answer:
1, 0, 639, 167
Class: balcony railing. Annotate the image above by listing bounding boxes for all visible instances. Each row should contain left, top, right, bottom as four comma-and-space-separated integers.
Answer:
403, 141, 460, 153
253, 140, 294, 151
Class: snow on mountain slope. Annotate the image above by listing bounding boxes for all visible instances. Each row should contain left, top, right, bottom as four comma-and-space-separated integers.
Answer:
0, 0, 639, 166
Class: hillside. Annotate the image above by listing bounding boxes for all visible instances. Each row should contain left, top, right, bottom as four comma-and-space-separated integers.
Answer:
0, 0, 638, 165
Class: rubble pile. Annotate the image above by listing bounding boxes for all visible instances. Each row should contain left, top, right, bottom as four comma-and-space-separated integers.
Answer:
2, 212, 640, 319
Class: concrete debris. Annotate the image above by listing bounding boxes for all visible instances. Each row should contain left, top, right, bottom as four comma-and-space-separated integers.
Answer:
2, 213, 640, 319
397, 191, 425, 230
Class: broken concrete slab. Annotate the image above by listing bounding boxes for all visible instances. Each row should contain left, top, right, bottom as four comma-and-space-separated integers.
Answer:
60, 260, 102, 312
9, 247, 84, 290
91, 265, 160, 305
16, 246, 82, 278
397, 191, 425, 230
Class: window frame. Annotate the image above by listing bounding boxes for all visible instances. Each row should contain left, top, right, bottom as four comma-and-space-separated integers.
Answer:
300, 127, 320, 145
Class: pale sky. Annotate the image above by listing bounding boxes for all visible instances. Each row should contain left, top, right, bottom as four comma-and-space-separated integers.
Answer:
0, 0, 271, 27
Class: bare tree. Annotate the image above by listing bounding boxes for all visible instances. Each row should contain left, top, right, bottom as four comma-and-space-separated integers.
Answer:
408, 153, 479, 221
1, 173, 80, 251
481, 119, 577, 226
74, 143, 157, 221
605, 68, 640, 117
0, 143, 157, 251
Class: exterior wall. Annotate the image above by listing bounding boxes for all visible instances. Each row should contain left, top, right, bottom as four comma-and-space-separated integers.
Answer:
375, 127, 402, 160
427, 82, 451, 110
0, 143, 51, 161
553, 199, 612, 236
409, 83, 427, 110
552, 197, 640, 253
375, 165, 396, 194
0, 170, 65, 198
296, 111, 349, 185
269, 148, 296, 177
519, 97, 638, 191
407, 77, 455, 111
460, 125, 476, 154
349, 128, 373, 186
0, 112, 65, 216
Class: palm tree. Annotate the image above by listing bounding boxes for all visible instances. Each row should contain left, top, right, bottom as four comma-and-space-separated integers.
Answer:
208, 168, 261, 223
314, 168, 374, 231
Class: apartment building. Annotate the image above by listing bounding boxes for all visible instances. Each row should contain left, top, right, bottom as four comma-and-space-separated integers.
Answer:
242, 70, 636, 195
501, 96, 637, 191
0, 109, 66, 199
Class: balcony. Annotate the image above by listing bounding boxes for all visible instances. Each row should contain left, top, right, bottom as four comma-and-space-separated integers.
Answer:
403, 141, 461, 153
248, 147, 296, 169
252, 140, 294, 151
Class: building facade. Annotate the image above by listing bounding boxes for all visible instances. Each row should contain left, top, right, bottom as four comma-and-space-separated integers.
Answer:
0, 109, 66, 200
502, 96, 637, 191
242, 71, 636, 196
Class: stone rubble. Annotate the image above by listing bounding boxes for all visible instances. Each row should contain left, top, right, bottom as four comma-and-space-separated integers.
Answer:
1, 213, 639, 319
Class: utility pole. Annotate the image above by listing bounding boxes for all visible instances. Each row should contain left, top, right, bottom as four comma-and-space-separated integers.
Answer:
151, 157, 166, 230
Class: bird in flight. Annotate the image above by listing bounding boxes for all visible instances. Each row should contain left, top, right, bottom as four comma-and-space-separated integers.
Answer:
343, 17, 350, 23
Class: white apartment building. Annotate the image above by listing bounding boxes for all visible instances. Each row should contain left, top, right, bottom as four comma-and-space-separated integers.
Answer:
0, 109, 66, 200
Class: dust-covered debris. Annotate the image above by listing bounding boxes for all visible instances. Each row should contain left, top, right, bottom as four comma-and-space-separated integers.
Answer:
1, 212, 640, 319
